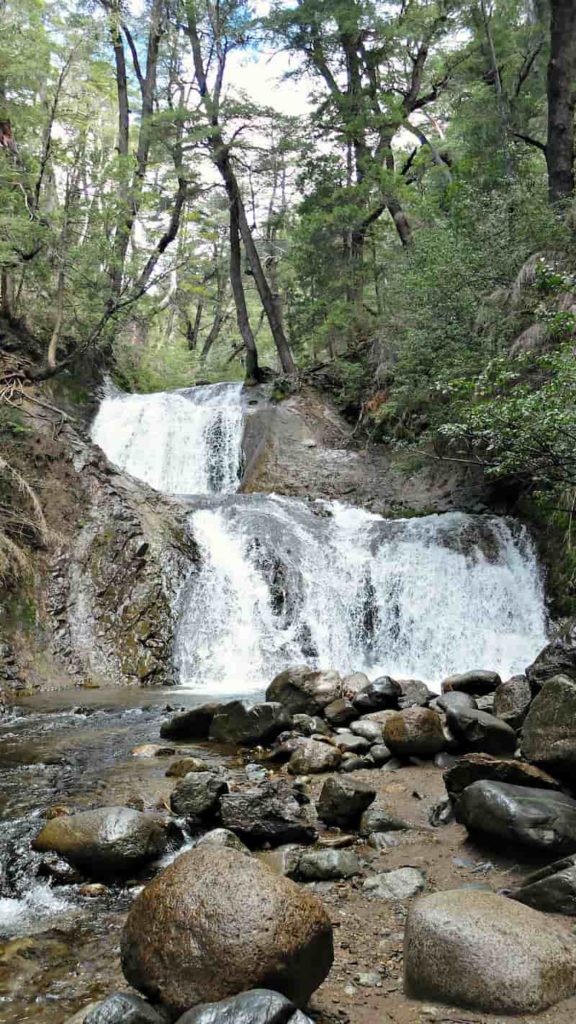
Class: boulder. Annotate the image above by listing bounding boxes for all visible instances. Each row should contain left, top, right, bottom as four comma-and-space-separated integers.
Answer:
395, 679, 432, 709
333, 732, 370, 754
441, 670, 501, 695
434, 691, 477, 714
510, 855, 576, 915
443, 753, 559, 800
383, 708, 445, 758
175, 989, 313, 1024
352, 676, 398, 714
220, 781, 317, 846
316, 776, 376, 828
341, 672, 370, 700
266, 667, 341, 716
457, 780, 576, 854
292, 714, 330, 737
209, 701, 292, 746
363, 867, 425, 899
296, 848, 361, 881
160, 703, 219, 741
170, 772, 228, 821
404, 889, 576, 1013
288, 738, 341, 775
493, 675, 531, 728
323, 698, 357, 727
32, 807, 170, 879
359, 710, 397, 727
195, 829, 251, 856
521, 675, 576, 776
370, 744, 392, 765
350, 720, 383, 743
339, 754, 374, 772
84, 993, 164, 1024
166, 757, 209, 778
445, 706, 516, 755
359, 805, 411, 835
121, 847, 333, 1018
526, 620, 576, 690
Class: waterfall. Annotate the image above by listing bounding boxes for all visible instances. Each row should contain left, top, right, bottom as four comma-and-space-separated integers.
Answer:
91, 382, 244, 495
91, 382, 548, 694
174, 495, 547, 693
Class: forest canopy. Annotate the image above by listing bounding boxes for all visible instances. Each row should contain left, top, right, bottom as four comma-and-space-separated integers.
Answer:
1, 0, 576, 513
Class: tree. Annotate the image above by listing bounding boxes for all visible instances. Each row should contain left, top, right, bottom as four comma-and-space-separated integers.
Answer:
546, 0, 576, 204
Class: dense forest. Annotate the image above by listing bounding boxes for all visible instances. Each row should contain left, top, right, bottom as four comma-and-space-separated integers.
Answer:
0, 0, 576, 540
3, 1, 576, 558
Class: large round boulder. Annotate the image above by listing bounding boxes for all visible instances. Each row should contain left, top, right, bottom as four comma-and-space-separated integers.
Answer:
121, 847, 333, 1019
383, 708, 445, 758
352, 676, 398, 714
265, 667, 341, 716
32, 807, 170, 879
521, 675, 576, 777
404, 889, 576, 1013
456, 780, 576, 855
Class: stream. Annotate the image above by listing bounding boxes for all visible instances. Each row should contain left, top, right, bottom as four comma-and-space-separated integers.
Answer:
0, 381, 550, 1022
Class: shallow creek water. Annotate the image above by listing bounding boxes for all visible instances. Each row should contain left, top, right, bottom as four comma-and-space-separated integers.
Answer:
0, 689, 248, 1024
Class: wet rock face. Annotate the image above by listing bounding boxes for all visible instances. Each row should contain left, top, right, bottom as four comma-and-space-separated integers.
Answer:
66, 474, 196, 688
175, 988, 314, 1024
316, 776, 376, 828
383, 708, 445, 758
121, 847, 334, 1019
443, 753, 559, 800
526, 619, 576, 689
219, 780, 317, 847
521, 675, 576, 776
32, 807, 170, 879
209, 701, 292, 746
404, 890, 576, 1014
266, 667, 341, 716
457, 781, 576, 855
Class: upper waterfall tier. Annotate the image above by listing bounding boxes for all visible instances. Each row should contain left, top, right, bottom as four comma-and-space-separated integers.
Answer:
91, 382, 244, 495
174, 495, 548, 693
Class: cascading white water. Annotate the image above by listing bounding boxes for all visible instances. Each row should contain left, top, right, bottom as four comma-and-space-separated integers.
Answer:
174, 495, 548, 693
91, 382, 244, 494
91, 381, 549, 693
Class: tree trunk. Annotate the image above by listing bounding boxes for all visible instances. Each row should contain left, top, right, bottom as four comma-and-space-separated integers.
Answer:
229, 197, 260, 385
187, 301, 203, 350
218, 150, 296, 375
547, 0, 576, 203
47, 267, 65, 367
